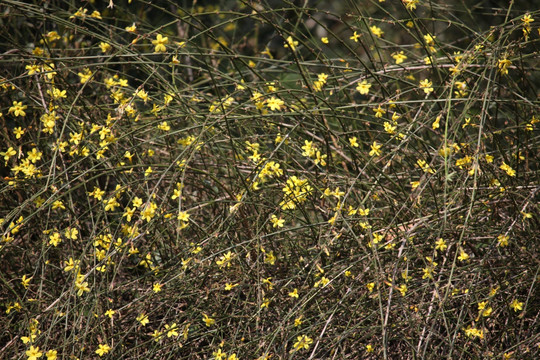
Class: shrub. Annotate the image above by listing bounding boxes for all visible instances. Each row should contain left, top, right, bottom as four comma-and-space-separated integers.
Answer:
1, 0, 538, 358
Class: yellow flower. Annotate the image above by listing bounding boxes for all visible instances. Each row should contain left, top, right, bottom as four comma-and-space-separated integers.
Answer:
42, 63, 56, 79
46, 87, 66, 99
463, 326, 484, 339
77, 68, 93, 84
178, 211, 190, 222
292, 335, 313, 351
135, 89, 149, 103
369, 141, 382, 157
75, 273, 90, 296
26, 64, 40, 75
157, 121, 170, 131
70, 7, 87, 19
349, 136, 359, 147
22, 334, 37, 344
500, 162, 516, 177
284, 36, 299, 51
136, 313, 149, 326
213, 349, 227, 360
104, 197, 120, 212
321, 37, 329, 44
424, 33, 436, 45
21, 274, 32, 288
152, 34, 169, 53
63, 257, 79, 272
498, 58, 512, 75
521, 14, 534, 26
358, 208, 370, 216
417, 159, 435, 174
288, 288, 299, 298
392, 51, 407, 65
509, 299, 523, 312
202, 313, 215, 327
497, 234, 509, 247
301, 140, 315, 157
419, 79, 434, 94
370, 25, 384, 38
14, 127, 25, 139
165, 323, 178, 337
95, 344, 111, 357
356, 80, 371, 95
270, 214, 285, 228
132, 197, 143, 208
266, 97, 284, 111
26, 345, 43, 360
264, 250, 276, 265
90, 10, 102, 19
224, 283, 238, 290
350, 31, 360, 42
163, 94, 173, 105
314, 276, 329, 288
432, 115, 441, 129
49, 232, 62, 247
373, 106, 386, 117
478, 301, 492, 317
216, 251, 234, 268
122, 207, 135, 222
151, 330, 163, 342
27, 148, 42, 163
9, 101, 27, 117
402, 0, 419, 11
45, 350, 57, 360
458, 249, 469, 261
89, 187, 105, 200
399, 284, 407, 296
384, 121, 396, 134
435, 238, 447, 251
262, 277, 274, 289
125, 23, 137, 32
99, 42, 111, 52
260, 297, 270, 308
144, 166, 153, 177
1, 146, 17, 164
